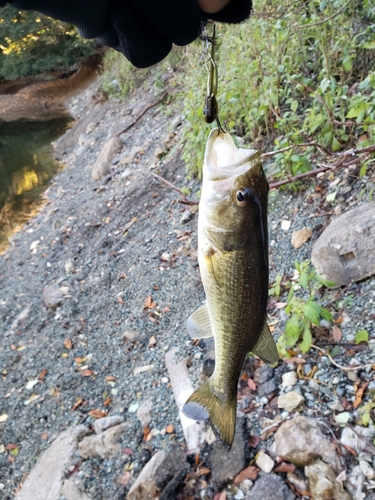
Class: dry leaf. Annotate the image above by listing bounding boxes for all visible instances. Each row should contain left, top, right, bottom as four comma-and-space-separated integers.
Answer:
274, 463, 296, 473
5, 444, 18, 451
353, 382, 369, 409
117, 296, 124, 304
116, 471, 131, 486
283, 357, 306, 365
38, 369, 47, 380
144, 296, 156, 310
81, 369, 94, 377
103, 397, 111, 406
198, 467, 211, 476
74, 357, 84, 364
41, 432, 48, 440
64, 338, 73, 349
166, 424, 174, 434
88, 409, 108, 419
247, 378, 257, 391
234, 465, 260, 483
105, 375, 116, 381
72, 398, 83, 411
332, 325, 342, 343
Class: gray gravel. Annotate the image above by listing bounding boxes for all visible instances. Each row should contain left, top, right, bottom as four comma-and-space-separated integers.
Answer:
1, 73, 375, 499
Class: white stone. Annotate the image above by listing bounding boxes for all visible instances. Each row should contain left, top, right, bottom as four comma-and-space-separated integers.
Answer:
93, 415, 124, 434
281, 371, 298, 388
359, 460, 375, 479
127, 450, 166, 500
136, 399, 153, 427
277, 391, 305, 412
255, 450, 274, 473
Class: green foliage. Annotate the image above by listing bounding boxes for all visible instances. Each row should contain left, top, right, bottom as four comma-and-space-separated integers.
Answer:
269, 274, 283, 298
0, 5, 95, 80
177, 0, 375, 177
357, 401, 375, 427
277, 261, 334, 356
355, 330, 369, 344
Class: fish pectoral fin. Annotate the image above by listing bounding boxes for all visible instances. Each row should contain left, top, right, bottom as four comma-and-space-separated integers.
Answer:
204, 226, 244, 252
182, 381, 237, 448
187, 303, 213, 339
251, 320, 279, 365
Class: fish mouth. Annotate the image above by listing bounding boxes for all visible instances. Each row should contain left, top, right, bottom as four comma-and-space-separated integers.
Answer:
204, 129, 260, 181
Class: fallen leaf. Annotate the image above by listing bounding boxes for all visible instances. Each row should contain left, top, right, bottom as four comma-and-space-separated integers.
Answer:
116, 471, 131, 486
103, 397, 111, 406
247, 378, 257, 391
74, 357, 84, 364
71, 397, 83, 411
332, 325, 342, 342
198, 467, 211, 476
5, 444, 18, 451
342, 443, 357, 456
38, 370, 48, 380
144, 296, 156, 310
64, 338, 73, 349
41, 432, 48, 440
81, 370, 94, 377
7, 455, 15, 462
291, 227, 312, 249
166, 424, 174, 434
117, 296, 124, 304
274, 463, 296, 473
353, 382, 369, 409
88, 410, 108, 419
122, 447, 134, 455
234, 465, 260, 483
283, 357, 306, 365
105, 376, 116, 381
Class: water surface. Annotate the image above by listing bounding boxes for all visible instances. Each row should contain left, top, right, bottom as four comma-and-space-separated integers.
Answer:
0, 119, 71, 251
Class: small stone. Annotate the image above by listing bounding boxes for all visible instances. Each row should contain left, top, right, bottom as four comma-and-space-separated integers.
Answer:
255, 450, 274, 473
305, 460, 350, 500
286, 471, 308, 493
65, 261, 74, 275
136, 399, 153, 427
133, 365, 154, 375
282, 372, 298, 388
245, 473, 295, 500
29, 240, 40, 251
43, 285, 63, 309
127, 451, 166, 500
347, 370, 359, 382
180, 210, 194, 224
281, 220, 292, 231
359, 460, 375, 479
78, 424, 127, 459
277, 391, 305, 412
240, 479, 253, 495
93, 415, 124, 434
340, 427, 369, 455
291, 227, 312, 249
92, 136, 123, 180
123, 331, 137, 342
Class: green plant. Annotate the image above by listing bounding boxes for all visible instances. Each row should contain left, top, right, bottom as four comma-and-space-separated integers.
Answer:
277, 261, 334, 356
0, 5, 95, 80
269, 275, 283, 298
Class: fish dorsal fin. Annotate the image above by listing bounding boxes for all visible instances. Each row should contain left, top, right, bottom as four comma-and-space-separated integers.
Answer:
251, 320, 279, 365
187, 303, 213, 339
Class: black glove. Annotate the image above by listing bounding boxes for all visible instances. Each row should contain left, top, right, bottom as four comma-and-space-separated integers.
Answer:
4, 0, 252, 68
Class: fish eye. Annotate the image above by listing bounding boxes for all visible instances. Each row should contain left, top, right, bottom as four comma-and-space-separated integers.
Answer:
235, 188, 252, 206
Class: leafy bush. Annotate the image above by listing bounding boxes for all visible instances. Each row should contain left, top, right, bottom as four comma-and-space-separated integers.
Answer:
177, 0, 375, 177
0, 5, 95, 80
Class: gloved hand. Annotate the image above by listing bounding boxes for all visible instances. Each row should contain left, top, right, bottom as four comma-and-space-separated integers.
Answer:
3, 0, 252, 68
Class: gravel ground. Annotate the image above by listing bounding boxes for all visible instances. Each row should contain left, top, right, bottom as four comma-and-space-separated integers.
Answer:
1, 73, 375, 499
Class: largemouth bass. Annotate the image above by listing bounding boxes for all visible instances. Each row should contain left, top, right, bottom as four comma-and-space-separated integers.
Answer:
182, 129, 279, 447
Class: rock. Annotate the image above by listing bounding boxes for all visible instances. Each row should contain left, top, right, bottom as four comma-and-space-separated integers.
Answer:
137, 399, 153, 427
282, 371, 298, 388
78, 423, 127, 459
245, 473, 296, 500
43, 285, 63, 309
291, 227, 312, 249
305, 460, 351, 500
15, 426, 88, 500
258, 379, 277, 398
345, 465, 366, 500
255, 450, 274, 473
211, 418, 246, 488
92, 136, 122, 180
29, 240, 40, 251
127, 450, 166, 500
123, 330, 137, 341
65, 261, 74, 275
154, 446, 189, 499
119, 146, 143, 166
165, 348, 204, 453
93, 415, 124, 434
359, 460, 375, 480
340, 427, 375, 456
277, 391, 305, 412
311, 202, 375, 287
60, 477, 91, 500
180, 210, 194, 224
273, 415, 341, 470
286, 471, 308, 493
6, 303, 32, 336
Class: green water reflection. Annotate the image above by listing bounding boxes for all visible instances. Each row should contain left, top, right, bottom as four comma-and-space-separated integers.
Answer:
0, 119, 71, 250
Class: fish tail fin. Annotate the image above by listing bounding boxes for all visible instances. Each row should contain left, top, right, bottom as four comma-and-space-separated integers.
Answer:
182, 380, 236, 449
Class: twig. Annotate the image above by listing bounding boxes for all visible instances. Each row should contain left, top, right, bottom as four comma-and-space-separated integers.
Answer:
311, 344, 373, 372
294, 0, 352, 29
116, 91, 167, 137
151, 173, 199, 206
261, 141, 330, 158
269, 165, 334, 189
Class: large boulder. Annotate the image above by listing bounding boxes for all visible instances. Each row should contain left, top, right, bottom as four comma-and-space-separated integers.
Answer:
311, 202, 375, 287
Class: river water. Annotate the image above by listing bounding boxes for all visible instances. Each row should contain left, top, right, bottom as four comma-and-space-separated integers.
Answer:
0, 119, 71, 251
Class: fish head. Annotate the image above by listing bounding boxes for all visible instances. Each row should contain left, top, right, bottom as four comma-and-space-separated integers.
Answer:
200, 129, 268, 247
